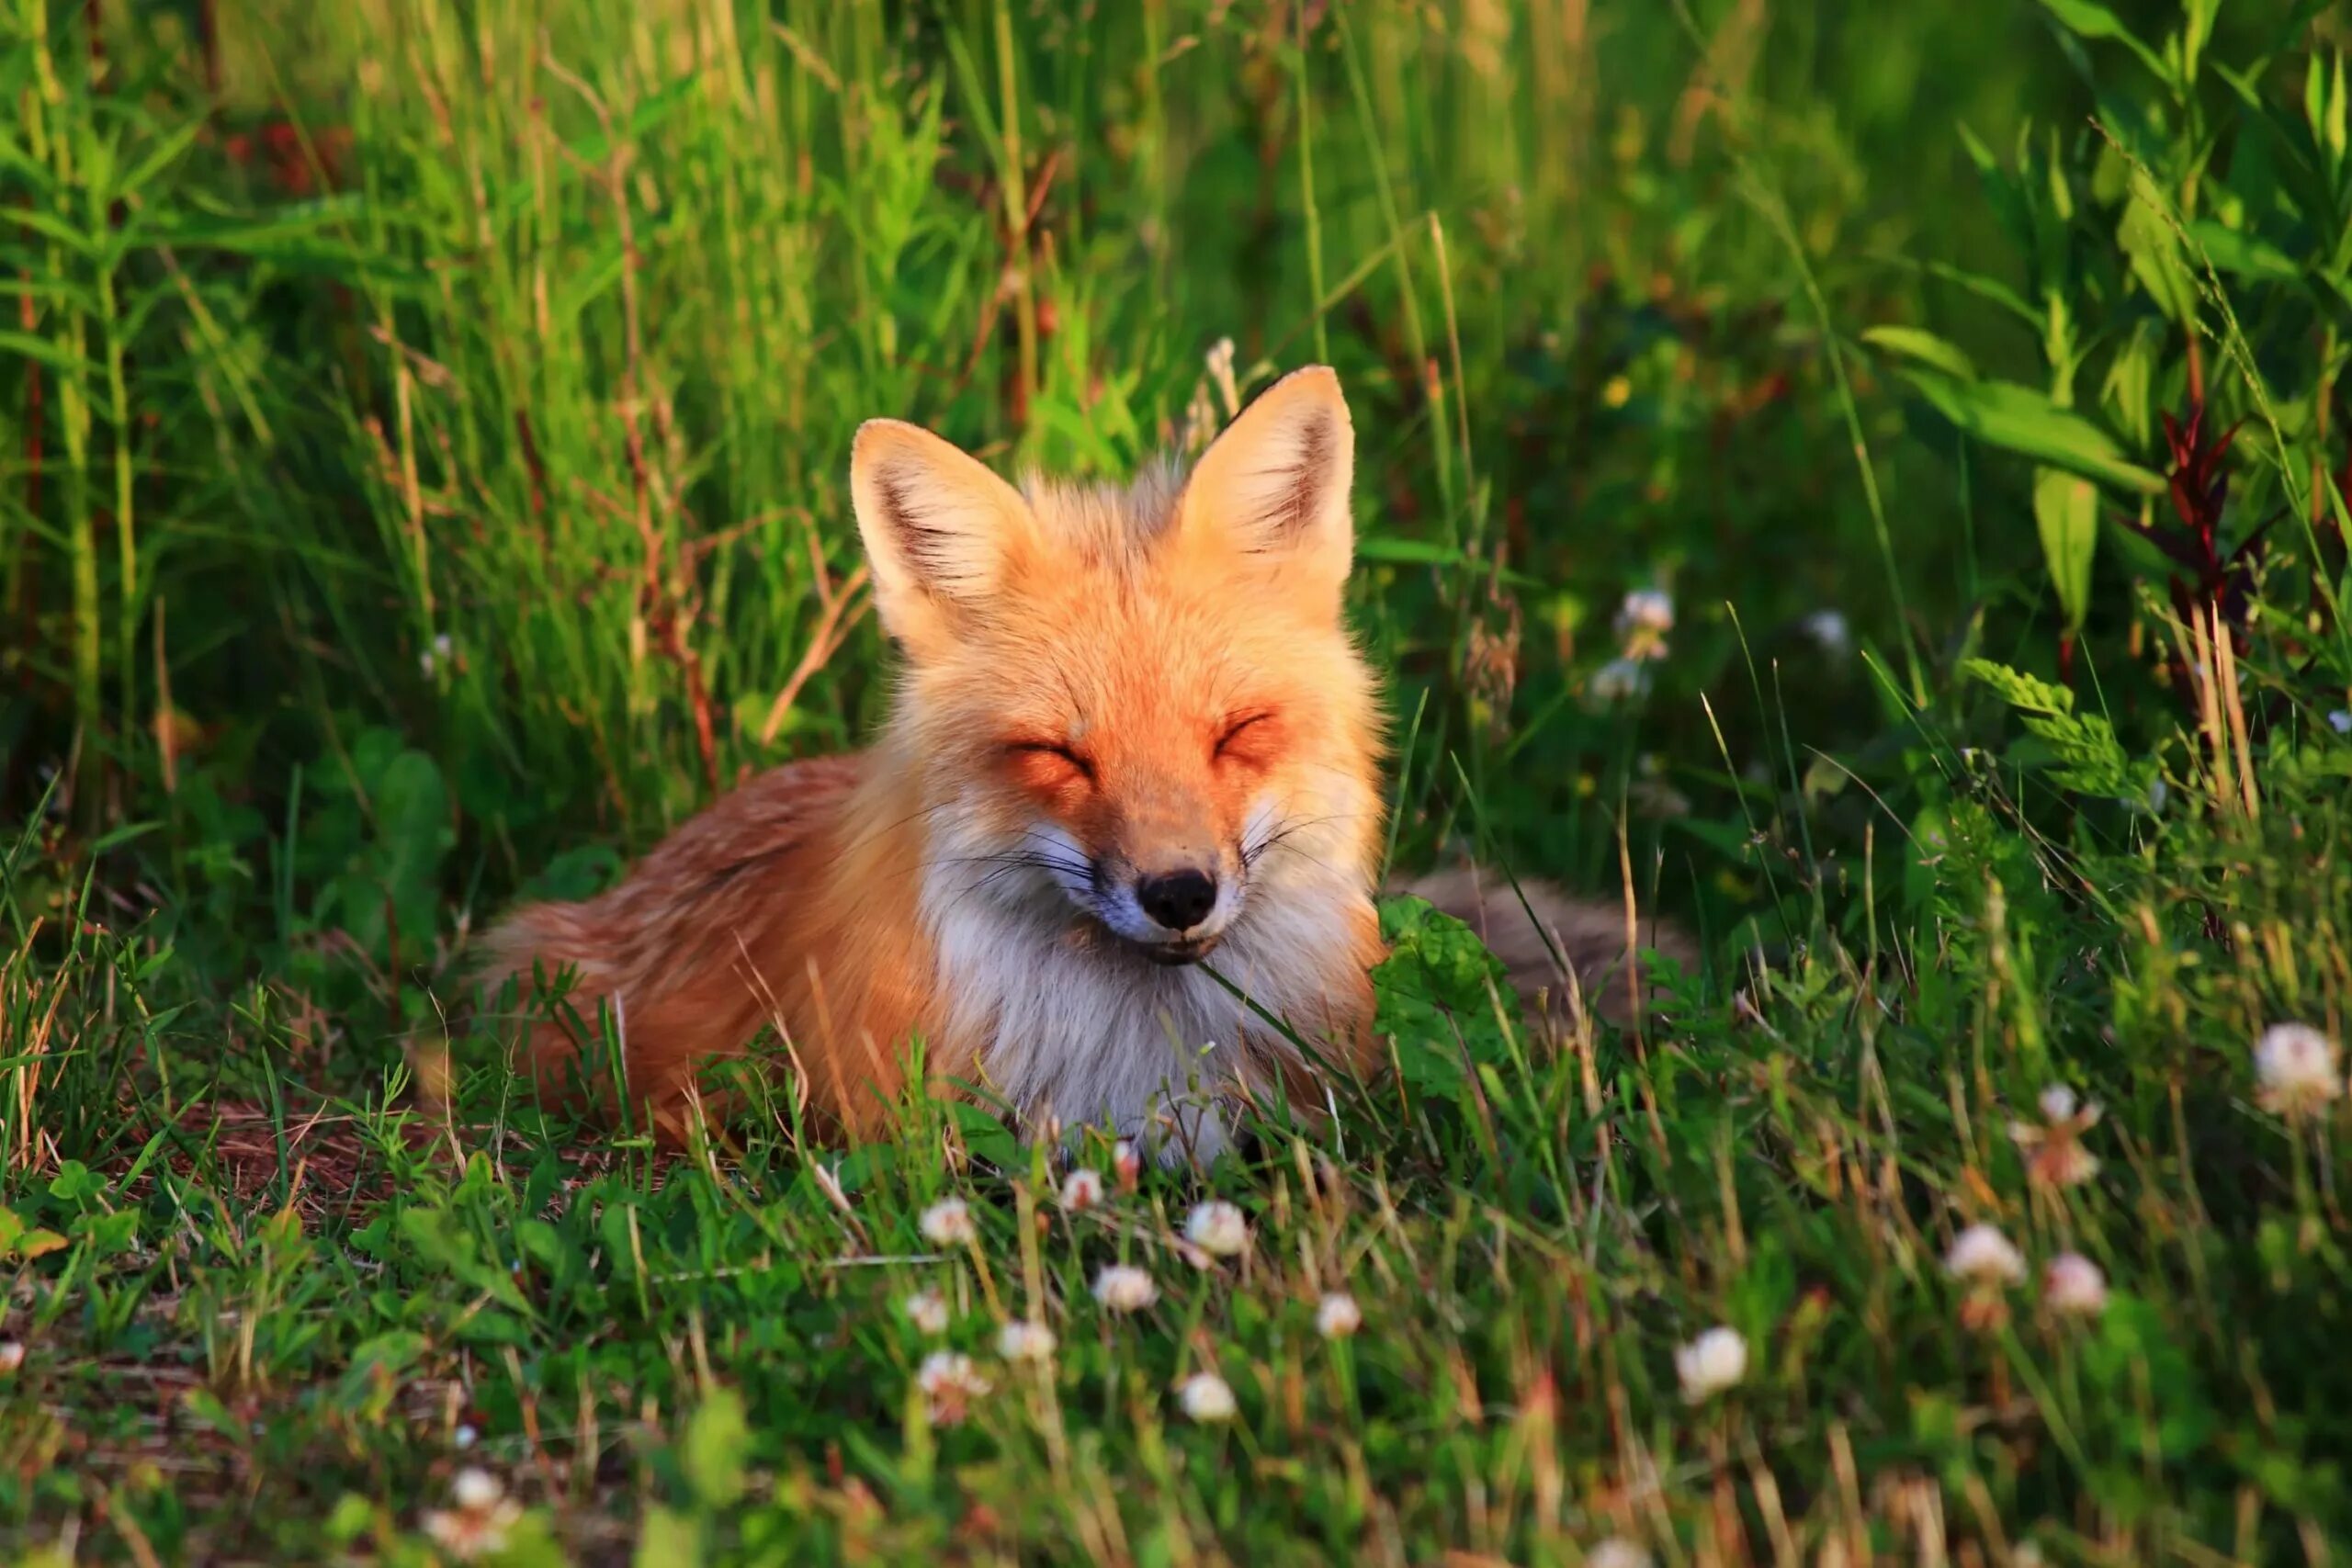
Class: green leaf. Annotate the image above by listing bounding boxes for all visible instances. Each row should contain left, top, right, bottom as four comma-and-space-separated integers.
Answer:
2034, 0, 2169, 83
635, 1507, 704, 1568
1962, 658, 2154, 799
1921, 261, 2040, 327
117, 118, 207, 199
1894, 367, 2163, 494
2118, 174, 2198, 323
1861, 325, 1978, 381
681, 1388, 751, 1509
2033, 468, 2100, 633
17, 1230, 68, 1260
2186, 220, 2301, 284
0, 331, 100, 378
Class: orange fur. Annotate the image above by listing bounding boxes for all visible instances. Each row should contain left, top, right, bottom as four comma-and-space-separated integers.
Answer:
481, 367, 1685, 1160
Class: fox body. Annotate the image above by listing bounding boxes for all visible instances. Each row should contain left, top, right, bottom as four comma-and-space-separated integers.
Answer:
482, 367, 1686, 1160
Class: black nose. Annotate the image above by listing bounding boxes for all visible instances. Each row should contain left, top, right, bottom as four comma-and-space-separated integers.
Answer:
1136, 868, 1218, 932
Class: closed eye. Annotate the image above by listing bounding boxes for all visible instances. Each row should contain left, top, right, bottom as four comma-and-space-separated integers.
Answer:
1006, 739, 1096, 783
1214, 711, 1275, 759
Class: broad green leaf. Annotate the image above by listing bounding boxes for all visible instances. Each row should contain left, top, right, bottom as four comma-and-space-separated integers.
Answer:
682, 1388, 751, 1509
2035, 0, 2169, 83
2119, 174, 2198, 322
2187, 220, 2301, 283
17, 1230, 67, 1260
636, 1508, 704, 1568
2033, 468, 2100, 633
2101, 323, 2159, 449
1895, 367, 2164, 494
1862, 325, 1978, 381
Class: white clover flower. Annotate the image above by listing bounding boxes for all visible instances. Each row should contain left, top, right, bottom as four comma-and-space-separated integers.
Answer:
1176, 1371, 1237, 1422
1944, 1224, 2027, 1287
1316, 1292, 1363, 1339
0, 1342, 22, 1374
2042, 1253, 2109, 1318
2254, 1022, 2342, 1116
423, 1468, 522, 1561
1804, 608, 1851, 659
1113, 1140, 1142, 1190
1588, 656, 1653, 705
1183, 1201, 1249, 1258
919, 1198, 977, 1247
996, 1321, 1057, 1362
902, 1286, 950, 1336
1616, 588, 1675, 637
1058, 1168, 1106, 1213
1587, 1540, 1652, 1568
2009, 1085, 2101, 1189
1091, 1265, 1159, 1314
1673, 1325, 1747, 1403
916, 1351, 990, 1426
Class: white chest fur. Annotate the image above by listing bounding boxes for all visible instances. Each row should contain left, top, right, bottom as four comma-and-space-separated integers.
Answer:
918, 858, 1365, 1164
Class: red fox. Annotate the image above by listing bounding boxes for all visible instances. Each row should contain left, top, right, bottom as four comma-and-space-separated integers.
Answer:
480, 367, 1690, 1161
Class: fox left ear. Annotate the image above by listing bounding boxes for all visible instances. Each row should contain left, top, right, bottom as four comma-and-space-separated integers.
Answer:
849, 418, 1038, 657
1177, 365, 1355, 609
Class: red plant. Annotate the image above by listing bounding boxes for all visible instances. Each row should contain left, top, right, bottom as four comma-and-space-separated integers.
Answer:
2123, 400, 2278, 653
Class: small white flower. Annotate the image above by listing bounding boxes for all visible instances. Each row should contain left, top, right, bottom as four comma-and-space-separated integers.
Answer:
420, 632, 455, 678
1315, 1292, 1363, 1339
2329, 709, 2351, 735
1588, 656, 1653, 705
1176, 1371, 1237, 1422
2010, 1085, 2102, 1189
2042, 1253, 2109, 1318
1183, 1201, 1249, 1258
1058, 1168, 1105, 1213
1804, 608, 1851, 659
1616, 588, 1675, 637
424, 1468, 521, 1561
916, 1351, 990, 1426
997, 1321, 1057, 1362
454, 1423, 478, 1450
1673, 1325, 1748, 1403
1944, 1224, 2027, 1287
1091, 1264, 1159, 1314
902, 1286, 951, 1336
0, 1342, 22, 1374
1113, 1140, 1142, 1190
1587, 1540, 1652, 1568
451, 1469, 502, 1511
2254, 1022, 2342, 1116
919, 1198, 977, 1247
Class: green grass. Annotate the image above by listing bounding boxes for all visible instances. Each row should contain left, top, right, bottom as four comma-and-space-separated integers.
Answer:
6, 0, 2352, 1561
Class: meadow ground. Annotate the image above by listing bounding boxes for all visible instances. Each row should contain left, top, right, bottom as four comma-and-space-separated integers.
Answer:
5, 0, 2352, 1562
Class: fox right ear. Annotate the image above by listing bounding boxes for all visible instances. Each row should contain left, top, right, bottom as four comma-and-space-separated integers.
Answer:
850, 420, 1036, 654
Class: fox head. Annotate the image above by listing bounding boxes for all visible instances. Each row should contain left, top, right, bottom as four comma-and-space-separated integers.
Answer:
849, 367, 1383, 967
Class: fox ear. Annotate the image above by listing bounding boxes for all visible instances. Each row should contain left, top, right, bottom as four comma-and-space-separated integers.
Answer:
850, 420, 1036, 653
1178, 365, 1355, 607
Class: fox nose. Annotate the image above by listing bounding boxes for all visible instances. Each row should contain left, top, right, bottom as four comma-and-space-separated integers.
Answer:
1136, 868, 1218, 933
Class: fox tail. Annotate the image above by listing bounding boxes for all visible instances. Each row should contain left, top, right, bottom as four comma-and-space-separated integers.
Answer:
1388, 863, 1695, 1028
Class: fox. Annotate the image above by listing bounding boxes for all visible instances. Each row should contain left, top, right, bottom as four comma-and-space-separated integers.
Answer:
479, 367, 1692, 1163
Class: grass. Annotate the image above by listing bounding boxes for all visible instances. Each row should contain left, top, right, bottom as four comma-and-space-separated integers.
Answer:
6, 0, 2352, 1561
